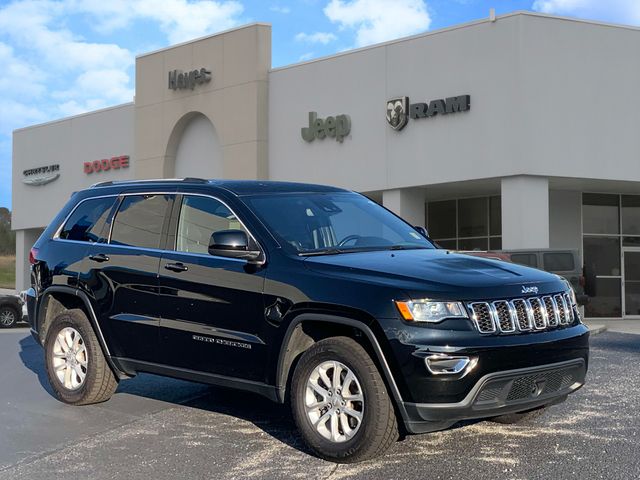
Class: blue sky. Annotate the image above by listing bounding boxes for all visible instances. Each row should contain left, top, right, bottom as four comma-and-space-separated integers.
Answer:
2, 0, 640, 211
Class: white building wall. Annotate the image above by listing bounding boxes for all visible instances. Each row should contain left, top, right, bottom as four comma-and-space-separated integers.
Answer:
501, 176, 549, 249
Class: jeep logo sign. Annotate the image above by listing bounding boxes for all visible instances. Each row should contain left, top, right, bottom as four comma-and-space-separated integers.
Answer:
168, 68, 212, 90
301, 112, 351, 143
386, 94, 470, 130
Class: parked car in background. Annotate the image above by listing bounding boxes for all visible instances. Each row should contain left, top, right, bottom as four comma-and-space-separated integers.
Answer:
505, 250, 587, 305
0, 294, 24, 328
458, 249, 587, 305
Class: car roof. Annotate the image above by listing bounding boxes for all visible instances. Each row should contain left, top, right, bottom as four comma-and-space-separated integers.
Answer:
88, 178, 349, 196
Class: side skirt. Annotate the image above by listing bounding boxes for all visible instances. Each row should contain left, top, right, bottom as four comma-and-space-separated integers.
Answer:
114, 357, 279, 402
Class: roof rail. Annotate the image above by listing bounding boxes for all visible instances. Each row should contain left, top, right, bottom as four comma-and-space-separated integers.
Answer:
90, 178, 209, 188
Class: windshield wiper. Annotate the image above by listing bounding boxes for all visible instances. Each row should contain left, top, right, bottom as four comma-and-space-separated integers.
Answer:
298, 248, 347, 257
388, 245, 431, 251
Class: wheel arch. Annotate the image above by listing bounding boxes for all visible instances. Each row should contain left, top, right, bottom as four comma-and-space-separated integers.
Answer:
275, 313, 410, 425
36, 286, 128, 379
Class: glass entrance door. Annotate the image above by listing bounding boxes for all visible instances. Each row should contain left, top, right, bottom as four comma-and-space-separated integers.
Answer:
623, 248, 640, 317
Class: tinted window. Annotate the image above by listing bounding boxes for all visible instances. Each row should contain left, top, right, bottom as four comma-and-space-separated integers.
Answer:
583, 193, 619, 234
622, 195, 640, 235
176, 196, 247, 254
110, 194, 172, 249
543, 252, 575, 271
247, 192, 434, 253
59, 197, 116, 243
583, 236, 620, 276
458, 197, 487, 237
510, 253, 538, 268
428, 200, 456, 239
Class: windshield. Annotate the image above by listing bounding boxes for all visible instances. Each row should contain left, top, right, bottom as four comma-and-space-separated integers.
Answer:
245, 192, 435, 254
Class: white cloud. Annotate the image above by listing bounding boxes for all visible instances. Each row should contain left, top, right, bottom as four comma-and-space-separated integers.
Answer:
270, 5, 291, 14
295, 31, 338, 44
299, 52, 315, 61
67, 0, 245, 44
532, 0, 640, 25
324, 0, 431, 47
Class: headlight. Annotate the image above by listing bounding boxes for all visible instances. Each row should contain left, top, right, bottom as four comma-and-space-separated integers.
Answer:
395, 300, 468, 323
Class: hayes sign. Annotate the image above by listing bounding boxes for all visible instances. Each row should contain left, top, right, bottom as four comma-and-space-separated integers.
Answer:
168, 68, 212, 90
386, 94, 470, 131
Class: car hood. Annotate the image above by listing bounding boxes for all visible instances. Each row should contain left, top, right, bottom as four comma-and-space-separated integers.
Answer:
302, 249, 566, 300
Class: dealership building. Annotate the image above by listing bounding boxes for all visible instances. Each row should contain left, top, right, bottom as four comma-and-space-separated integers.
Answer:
11, 11, 640, 319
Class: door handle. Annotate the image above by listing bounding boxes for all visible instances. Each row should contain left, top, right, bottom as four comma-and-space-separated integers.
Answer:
164, 262, 188, 272
89, 253, 110, 263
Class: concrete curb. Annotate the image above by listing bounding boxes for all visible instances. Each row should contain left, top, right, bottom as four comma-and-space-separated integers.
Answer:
586, 325, 607, 336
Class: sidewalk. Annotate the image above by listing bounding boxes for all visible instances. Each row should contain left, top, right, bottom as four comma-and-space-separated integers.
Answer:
585, 319, 640, 335
0, 288, 17, 296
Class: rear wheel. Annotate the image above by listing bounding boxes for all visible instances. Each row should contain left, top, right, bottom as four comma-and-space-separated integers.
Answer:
44, 309, 118, 405
291, 336, 398, 463
0, 305, 19, 328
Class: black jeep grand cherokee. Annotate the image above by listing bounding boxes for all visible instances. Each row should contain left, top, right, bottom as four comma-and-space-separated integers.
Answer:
26, 179, 589, 462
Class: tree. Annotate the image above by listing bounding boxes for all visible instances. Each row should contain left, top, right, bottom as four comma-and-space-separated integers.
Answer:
0, 208, 16, 255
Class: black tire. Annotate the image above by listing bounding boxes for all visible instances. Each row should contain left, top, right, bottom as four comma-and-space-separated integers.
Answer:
489, 406, 547, 424
44, 309, 118, 405
0, 305, 19, 328
291, 336, 398, 463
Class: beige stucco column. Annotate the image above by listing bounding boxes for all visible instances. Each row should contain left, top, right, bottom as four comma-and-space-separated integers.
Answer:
501, 175, 549, 249
134, 23, 271, 180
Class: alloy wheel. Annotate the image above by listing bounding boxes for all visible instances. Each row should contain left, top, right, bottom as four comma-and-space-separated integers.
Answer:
52, 327, 88, 390
305, 360, 364, 443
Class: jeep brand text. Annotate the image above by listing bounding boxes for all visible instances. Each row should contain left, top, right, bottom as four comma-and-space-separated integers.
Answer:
301, 112, 351, 143
168, 68, 212, 90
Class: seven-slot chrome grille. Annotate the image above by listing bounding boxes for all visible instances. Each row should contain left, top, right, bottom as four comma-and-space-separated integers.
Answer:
468, 292, 576, 334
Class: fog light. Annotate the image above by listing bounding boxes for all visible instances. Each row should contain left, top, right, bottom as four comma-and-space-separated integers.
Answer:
425, 355, 477, 376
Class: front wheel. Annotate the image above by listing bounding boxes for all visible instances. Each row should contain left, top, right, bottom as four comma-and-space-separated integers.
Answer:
291, 336, 398, 463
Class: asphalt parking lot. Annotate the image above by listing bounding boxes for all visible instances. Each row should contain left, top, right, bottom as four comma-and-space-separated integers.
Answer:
0, 327, 638, 480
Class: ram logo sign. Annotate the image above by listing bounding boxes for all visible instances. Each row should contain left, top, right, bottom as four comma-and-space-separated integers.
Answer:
386, 94, 470, 130
386, 97, 409, 131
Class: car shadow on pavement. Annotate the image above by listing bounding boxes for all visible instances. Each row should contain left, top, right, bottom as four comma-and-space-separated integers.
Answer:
17, 333, 313, 454
18, 334, 56, 397
17, 332, 478, 457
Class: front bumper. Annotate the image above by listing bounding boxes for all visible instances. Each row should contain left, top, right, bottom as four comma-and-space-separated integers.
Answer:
402, 358, 585, 433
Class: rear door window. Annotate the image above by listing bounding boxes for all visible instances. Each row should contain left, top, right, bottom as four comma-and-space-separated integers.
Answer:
59, 197, 117, 243
543, 252, 575, 272
510, 253, 538, 268
110, 194, 173, 249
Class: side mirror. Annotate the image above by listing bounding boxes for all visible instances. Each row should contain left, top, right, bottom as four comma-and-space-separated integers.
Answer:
414, 226, 429, 239
208, 230, 261, 261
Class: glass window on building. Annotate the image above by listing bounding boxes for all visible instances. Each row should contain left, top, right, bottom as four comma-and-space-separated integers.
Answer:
427, 200, 456, 240
622, 195, 640, 235
583, 193, 619, 234
427, 196, 501, 250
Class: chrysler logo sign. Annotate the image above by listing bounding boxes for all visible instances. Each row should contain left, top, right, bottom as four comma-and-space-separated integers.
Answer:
386, 94, 470, 130
23, 164, 60, 186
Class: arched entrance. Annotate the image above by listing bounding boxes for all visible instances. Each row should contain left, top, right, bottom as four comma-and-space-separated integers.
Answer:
166, 112, 223, 179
